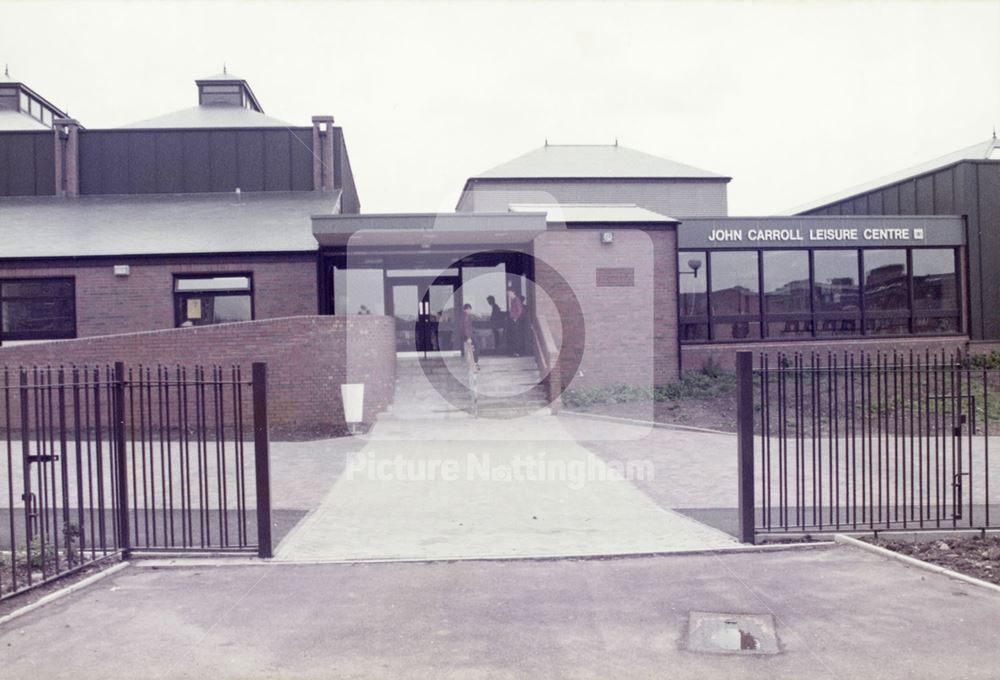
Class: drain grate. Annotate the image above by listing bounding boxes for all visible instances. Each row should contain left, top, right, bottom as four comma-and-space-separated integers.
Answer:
686, 612, 779, 655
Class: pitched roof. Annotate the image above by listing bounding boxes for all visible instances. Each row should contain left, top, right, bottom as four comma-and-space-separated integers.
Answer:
507, 203, 678, 224
470, 144, 729, 180
790, 136, 1000, 214
122, 105, 291, 129
0, 191, 339, 259
0, 109, 49, 131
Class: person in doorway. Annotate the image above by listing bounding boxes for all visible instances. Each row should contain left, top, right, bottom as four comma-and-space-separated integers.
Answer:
486, 295, 505, 354
460, 302, 480, 369
507, 288, 524, 356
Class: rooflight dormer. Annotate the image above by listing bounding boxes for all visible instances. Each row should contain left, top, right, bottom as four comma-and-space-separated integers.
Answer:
195, 68, 264, 113
0, 66, 71, 129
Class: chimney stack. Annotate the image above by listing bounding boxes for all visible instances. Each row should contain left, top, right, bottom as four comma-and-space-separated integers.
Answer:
312, 116, 336, 192
53, 118, 80, 197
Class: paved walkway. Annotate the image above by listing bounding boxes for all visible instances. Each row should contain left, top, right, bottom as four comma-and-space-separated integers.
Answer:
275, 414, 737, 561
3, 545, 1000, 679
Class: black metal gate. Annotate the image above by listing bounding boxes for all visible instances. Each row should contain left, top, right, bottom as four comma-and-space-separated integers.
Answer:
1, 362, 272, 601
736, 350, 999, 543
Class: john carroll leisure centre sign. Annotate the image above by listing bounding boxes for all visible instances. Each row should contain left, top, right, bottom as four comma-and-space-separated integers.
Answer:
677, 216, 967, 250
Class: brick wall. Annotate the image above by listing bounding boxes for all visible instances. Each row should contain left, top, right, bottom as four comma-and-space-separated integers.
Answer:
682, 336, 970, 372
0, 254, 318, 339
533, 228, 679, 392
0, 315, 395, 437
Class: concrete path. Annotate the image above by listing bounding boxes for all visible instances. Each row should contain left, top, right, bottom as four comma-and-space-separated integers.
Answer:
275, 414, 737, 561
3, 545, 1000, 679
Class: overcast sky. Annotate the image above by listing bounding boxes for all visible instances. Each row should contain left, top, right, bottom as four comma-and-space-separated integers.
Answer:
3, 0, 998, 214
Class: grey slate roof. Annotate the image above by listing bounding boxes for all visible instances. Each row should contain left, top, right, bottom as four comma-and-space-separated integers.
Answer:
0, 191, 339, 259
0, 110, 48, 131
122, 105, 291, 129
790, 137, 1000, 214
470, 144, 729, 180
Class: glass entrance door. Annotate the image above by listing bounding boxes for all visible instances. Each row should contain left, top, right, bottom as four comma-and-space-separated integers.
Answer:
390, 279, 460, 353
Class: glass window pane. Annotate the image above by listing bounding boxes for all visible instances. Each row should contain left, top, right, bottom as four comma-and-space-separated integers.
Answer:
816, 317, 861, 336
211, 296, 252, 323
865, 317, 909, 336
713, 321, 760, 341
680, 323, 709, 343
2, 299, 74, 333
710, 252, 759, 316
1, 280, 74, 298
763, 251, 810, 314
175, 276, 251, 292
461, 265, 507, 319
914, 317, 959, 334
177, 294, 251, 326
912, 249, 958, 311
678, 252, 707, 316
333, 268, 385, 315
813, 250, 860, 313
864, 249, 908, 312
767, 319, 813, 338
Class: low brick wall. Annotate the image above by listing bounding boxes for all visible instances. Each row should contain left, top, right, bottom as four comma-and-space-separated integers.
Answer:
682, 336, 970, 372
0, 315, 396, 437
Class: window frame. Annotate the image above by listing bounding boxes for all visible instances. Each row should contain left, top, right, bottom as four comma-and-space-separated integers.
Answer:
172, 273, 255, 328
0, 277, 77, 343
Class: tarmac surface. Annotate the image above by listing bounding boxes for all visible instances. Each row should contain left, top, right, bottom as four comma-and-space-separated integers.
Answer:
2, 544, 999, 679
275, 414, 737, 561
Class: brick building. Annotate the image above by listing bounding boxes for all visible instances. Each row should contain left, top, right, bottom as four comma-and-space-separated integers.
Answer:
0, 69, 993, 429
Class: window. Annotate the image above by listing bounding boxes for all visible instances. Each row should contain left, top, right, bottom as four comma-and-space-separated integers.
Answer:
677, 246, 962, 344
813, 250, 861, 336
0, 278, 76, 342
332, 267, 385, 315
763, 251, 811, 338
174, 275, 252, 327
710, 251, 760, 340
863, 249, 908, 335
912, 248, 960, 333
678, 252, 708, 341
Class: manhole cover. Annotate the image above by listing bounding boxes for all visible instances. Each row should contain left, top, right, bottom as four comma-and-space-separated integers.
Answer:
686, 612, 779, 655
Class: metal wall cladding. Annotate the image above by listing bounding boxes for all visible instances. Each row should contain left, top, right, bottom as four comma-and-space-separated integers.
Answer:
0, 131, 55, 196
77, 128, 315, 195
803, 161, 1000, 341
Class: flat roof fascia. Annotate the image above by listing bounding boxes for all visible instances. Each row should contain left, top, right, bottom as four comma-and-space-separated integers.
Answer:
0, 250, 320, 267
313, 212, 548, 234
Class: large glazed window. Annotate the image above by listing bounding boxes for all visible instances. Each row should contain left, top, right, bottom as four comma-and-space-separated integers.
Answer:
678, 246, 962, 344
863, 249, 909, 335
678, 251, 708, 341
333, 267, 385, 315
763, 250, 811, 338
710, 251, 760, 340
0, 278, 76, 342
912, 248, 960, 333
174, 275, 253, 327
813, 250, 861, 336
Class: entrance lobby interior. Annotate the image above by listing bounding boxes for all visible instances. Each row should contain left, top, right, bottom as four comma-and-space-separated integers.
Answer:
325, 249, 532, 356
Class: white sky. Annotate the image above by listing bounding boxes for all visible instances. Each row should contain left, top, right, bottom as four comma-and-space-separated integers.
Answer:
2, 0, 998, 215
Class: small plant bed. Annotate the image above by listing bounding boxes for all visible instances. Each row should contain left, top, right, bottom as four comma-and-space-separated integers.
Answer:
861, 534, 1000, 586
562, 371, 738, 432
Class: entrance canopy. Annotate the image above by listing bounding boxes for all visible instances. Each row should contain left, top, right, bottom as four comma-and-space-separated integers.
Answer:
312, 212, 552, 248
